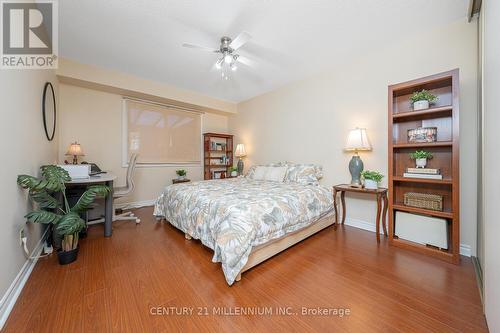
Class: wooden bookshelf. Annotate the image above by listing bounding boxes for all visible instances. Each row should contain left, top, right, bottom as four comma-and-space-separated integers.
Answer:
203, 133, 234, 180
388, 69, 460, 264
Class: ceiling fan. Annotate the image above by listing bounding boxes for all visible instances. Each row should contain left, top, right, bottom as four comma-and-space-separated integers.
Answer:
182, 32, 253, 79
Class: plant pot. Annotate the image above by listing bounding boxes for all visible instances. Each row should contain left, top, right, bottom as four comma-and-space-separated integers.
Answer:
57, 246, 79, 265
231, 171, 238, 177
177, 176, 186, 180
364, 179, 378, 190
413, 100, 429, 111
415, 158, 427, 168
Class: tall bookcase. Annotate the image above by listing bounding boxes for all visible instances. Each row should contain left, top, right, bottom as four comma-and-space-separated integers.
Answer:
203, 133, 234, 180
388, 69, 460, 264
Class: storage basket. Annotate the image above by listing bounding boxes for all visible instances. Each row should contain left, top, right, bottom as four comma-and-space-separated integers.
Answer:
403, 192, 443, 211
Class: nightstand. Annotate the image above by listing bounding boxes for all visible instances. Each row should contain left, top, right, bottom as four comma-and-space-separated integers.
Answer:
172, 178, 190, 184
333, 184, 388, 242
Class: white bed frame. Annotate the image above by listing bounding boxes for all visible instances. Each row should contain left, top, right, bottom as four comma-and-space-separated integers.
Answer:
183, 213, 335, 282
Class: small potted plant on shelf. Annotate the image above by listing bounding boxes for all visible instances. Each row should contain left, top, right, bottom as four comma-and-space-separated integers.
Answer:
176, 169, 187, 180
230, 166, 238, 177
361, 170, 384, 190
409, 150, 433, 168
410, 89, 438, 111
17, 165, 110, 265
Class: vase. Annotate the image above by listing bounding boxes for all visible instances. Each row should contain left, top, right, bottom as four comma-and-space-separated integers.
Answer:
231, 171, 238, 177
413, 100, 429, 111
177, 175, 186, 180
416, 158, 427, 168
364, 179, 378, 190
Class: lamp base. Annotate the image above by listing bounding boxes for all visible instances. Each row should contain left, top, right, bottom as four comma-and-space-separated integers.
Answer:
349, 154, 364, 187
237, 159, 244, 176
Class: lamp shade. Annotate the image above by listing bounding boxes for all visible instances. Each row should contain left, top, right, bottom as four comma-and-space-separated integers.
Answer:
235, 143, 246, 157
65, 142, 85, 156
345, 128, 372, 151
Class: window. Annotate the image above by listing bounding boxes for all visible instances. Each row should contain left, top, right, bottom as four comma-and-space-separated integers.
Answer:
123, 98, 202, 165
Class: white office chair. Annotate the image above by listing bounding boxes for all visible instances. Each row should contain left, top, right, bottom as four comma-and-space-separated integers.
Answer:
113, 153, 141, 224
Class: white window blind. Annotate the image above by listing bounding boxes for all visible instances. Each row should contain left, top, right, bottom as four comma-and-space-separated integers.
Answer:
123, 99, 201, 165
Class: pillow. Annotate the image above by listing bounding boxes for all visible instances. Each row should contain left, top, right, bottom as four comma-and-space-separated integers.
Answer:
250, 166, 288, 182
245, 162, 285, 179
284, 164, 323, 185
263, 166, 287, 182
252, 166, 268, 180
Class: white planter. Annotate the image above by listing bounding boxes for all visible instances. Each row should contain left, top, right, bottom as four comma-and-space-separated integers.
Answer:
415, 158, 427, 168
364, 179, 378, 190
177, 175, 186, 180
413, 100, 429, 111
231, 171, 238, 177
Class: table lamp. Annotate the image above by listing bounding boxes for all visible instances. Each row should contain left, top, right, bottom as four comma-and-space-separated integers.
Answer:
345, 128, 372, 187
65, 142, 85, 164
235, 143, 247, 175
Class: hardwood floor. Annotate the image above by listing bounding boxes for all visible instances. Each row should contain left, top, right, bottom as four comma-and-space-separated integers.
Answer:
4, 207, 487, 332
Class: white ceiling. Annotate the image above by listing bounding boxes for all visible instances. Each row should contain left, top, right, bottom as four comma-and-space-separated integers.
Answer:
59, 0, 469, 103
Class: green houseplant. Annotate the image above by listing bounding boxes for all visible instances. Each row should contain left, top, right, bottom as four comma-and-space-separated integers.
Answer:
17, 165, 110, 265
409, 150, 433, 168
176, 169, 187, 180
410, 90, 438, 110
361, 170, 384, 189
230, 166, 238, 177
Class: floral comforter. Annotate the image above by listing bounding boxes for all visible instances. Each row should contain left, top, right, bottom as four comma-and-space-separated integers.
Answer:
153, 178, 334, 285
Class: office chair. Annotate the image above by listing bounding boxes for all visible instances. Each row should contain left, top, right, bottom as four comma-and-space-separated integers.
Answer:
113, 153, 141, 223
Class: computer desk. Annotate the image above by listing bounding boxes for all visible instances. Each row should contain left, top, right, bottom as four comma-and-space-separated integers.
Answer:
65, 173, 117, 237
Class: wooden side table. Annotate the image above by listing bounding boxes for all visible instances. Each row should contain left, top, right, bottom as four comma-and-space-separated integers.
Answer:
333, 184, 388, 242
172, 178, 190, 184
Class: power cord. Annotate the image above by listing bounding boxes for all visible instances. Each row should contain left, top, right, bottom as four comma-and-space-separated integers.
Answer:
20, 229, 52, 260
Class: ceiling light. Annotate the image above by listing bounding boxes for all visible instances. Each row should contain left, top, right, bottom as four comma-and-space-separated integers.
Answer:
224, 53, 232, 64
215, 58, 223, 69
230, 63, 237, 71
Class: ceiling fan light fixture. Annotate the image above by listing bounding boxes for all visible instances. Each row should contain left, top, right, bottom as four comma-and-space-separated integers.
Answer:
224, 53, 232, 64
230, 63, 237, 71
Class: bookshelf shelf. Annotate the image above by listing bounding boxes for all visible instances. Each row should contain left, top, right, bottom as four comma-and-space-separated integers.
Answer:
392, 176, 452, 185
393, 141, 453, 149
388, 69, 460, 265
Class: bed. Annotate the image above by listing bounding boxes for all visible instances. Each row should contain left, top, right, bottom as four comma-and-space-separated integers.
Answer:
153, 168, 334, 285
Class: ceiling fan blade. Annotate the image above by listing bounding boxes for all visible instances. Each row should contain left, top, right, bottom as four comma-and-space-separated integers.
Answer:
182, 43, 218, 53
236, 55, 255, 67
229, 32, 252, 50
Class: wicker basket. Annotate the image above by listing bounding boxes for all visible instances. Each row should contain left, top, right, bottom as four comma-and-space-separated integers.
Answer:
404, 192, 443, 211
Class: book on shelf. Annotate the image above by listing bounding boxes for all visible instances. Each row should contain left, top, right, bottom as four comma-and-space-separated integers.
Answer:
403, 173, 443, 180
406, 167, 440, 175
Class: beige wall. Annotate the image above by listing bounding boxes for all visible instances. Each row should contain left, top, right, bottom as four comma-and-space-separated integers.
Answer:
0, 70, 58, 303
483, 0, 500, 330
230, 19, 478, 254
58, 84, 229, 204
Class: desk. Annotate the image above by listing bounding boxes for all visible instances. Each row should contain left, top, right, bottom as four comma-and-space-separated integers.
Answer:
66, 173, 116, 237
333, 184, 388, 242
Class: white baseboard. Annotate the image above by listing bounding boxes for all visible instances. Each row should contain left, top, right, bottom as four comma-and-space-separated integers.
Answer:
0, 228, 49, 330
115, 199, 156, 210
344, 217, 471, 257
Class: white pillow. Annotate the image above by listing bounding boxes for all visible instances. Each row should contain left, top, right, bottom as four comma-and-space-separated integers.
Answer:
264, 166, 287, 182
252, 166, 287, 182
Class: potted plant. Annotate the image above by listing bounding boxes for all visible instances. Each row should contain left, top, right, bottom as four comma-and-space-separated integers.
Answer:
230, 166, 238, 177
176, 169, 187, 180
409, 150, 433, 168
361, 170, 384, 190
17, 165, 110, 265
410, 89, 438, 111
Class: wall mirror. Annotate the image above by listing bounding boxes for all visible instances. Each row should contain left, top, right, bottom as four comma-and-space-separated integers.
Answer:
42, 82, 56, 141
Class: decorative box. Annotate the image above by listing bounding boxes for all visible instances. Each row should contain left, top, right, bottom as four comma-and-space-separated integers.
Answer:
404, 192, 443, 211
407, 127, 437, 143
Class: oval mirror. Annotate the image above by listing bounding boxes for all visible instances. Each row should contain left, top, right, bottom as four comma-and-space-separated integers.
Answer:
42, 82, 56, 141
